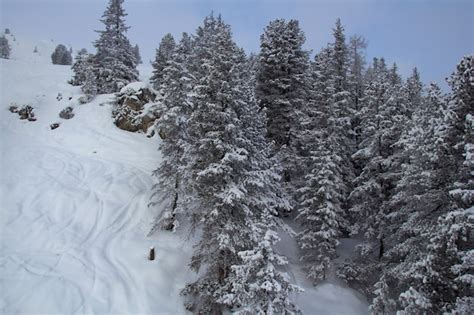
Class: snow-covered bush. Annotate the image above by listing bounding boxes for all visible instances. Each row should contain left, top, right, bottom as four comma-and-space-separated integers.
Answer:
0, 35, 11, 59
51, 44, 72, 65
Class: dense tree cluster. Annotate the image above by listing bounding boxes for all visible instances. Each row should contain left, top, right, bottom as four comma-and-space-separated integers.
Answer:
72, 1, 472, 312
148, 13, 473, 313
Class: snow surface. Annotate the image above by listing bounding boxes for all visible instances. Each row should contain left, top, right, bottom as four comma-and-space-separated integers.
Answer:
0, 35, 369, 314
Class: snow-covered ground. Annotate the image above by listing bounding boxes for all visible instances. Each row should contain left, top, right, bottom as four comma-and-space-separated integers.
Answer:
0, 35, 368, 314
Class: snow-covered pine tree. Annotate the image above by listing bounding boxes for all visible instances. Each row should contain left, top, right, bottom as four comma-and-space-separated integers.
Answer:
181, 15, 298, 313
133, 44, 142, 64
149, 32, 194, 233
384, 82, 451, 271
398, 209, 473, 314
326, 18, 355, 211
296, 45, 348, 283
70, 48, 91, 86
150, 33, 176, 90
0, 35, 11, 59
256, 18, 309, 148
90, 0, 138, 94
219, 49, 300, 314
347, 35, 368, 146
255, 19, 310, 206
51, 44, 72, 65
338, 58, 412, 296
405, 67, 423, 117
224, 208, 301, 314
369, 274, 396, 315
389, 55, 473, 313
181, 15, 255, 313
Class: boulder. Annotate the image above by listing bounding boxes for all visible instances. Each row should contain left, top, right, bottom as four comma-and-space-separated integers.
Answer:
113, 82, 158, 133
50, 123, 60, 130
59, 106, 74, 119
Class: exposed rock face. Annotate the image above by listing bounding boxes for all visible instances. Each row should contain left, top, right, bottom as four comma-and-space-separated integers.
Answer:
113, 82, 158, 133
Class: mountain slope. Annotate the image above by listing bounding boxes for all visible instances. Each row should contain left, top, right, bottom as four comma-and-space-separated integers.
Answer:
0, 35, 368, 314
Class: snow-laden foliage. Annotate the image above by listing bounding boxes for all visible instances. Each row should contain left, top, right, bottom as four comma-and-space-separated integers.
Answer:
150, 33, 176, 90
146, 14, 300, 313
82, 0, 138, 95
150, 32, 194, 233
70, 48, 91, 86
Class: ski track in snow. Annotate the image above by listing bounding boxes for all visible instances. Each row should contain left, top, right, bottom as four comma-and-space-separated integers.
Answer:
0, 52, 195, 314
0, 35, 368, 314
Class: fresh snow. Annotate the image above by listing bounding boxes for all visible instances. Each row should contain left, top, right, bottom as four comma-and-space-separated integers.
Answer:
0, 36, 369, 314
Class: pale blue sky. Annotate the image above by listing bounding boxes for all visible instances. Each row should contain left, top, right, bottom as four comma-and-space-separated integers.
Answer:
1, 0, 473, 89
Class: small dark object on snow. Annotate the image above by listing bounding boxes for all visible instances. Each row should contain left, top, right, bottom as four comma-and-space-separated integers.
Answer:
50, 123, 60, 130
18, 105, 35, 120
9, 105, 18, 113
146, 129, 155, 138
56, 93, 63, 101
68, 96, 73, 100
148, 247, 155, 261
59, 106, 74, 119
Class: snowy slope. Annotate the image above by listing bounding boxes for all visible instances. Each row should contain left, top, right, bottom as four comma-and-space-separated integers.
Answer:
0, 36, 368, 314
0, 38, 196, 314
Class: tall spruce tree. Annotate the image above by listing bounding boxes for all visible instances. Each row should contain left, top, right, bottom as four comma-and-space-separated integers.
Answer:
89, 0, 138, 94
149, 32, 195, 233
297, 45, 348, 282
150, 33, 176, 90
133, 44, 142, 64
255, 19, 310, 206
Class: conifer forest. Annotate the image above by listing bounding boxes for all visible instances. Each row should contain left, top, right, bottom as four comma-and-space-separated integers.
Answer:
1, 0, 472, 314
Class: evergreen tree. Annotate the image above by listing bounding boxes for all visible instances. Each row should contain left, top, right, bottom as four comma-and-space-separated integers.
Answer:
0, 35, 11, 59
181, 15, 297, 313
384, 56, 472, 313
150, 33, 176, 90
255, 19, 310, 208
405, 67, 423, 116
369, 275, 396, 314
398, 209, 473, 314
90, 0, 138, 94
347, 35, 368, 145
70, 48, 91, 86
223, 208, 301, 314
133, 44, 142, 64
256, 19, 309, 149
149, 33, 195, 233
181, 16, 255, 313
51, 44, 72, 65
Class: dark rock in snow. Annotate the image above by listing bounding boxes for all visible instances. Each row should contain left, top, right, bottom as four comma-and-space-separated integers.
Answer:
59, 106, 74, 119
50, 123, 60, 130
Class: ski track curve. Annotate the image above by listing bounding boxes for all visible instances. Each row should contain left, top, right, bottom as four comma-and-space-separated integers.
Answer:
1, 134, 160, 314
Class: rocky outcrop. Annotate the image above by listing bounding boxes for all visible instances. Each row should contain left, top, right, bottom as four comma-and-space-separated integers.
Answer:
9, 104, 36, 121
113, 82, 158, 133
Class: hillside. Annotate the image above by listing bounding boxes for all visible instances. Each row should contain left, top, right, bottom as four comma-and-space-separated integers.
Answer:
0, 35, 368, 314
